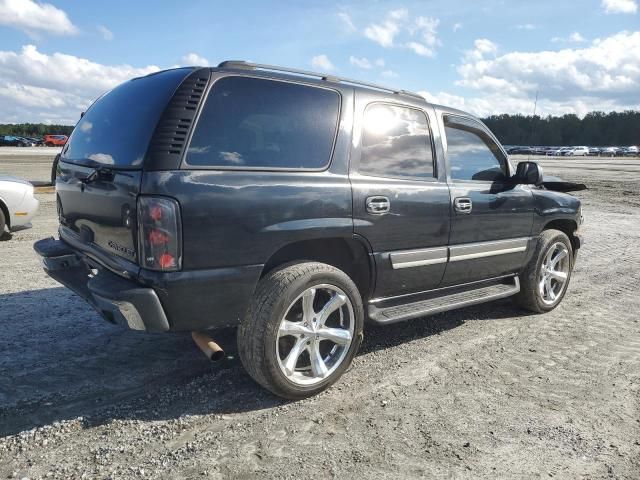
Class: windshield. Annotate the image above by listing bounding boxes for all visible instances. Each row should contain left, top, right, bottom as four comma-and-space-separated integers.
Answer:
62, 68, 192, 168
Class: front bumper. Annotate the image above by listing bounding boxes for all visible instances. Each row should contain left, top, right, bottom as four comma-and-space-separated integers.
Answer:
11, 192, 39, 230
34, 237, 170, 332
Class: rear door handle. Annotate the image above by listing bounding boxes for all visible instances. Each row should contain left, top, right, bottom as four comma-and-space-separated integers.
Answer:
454, 197, 472, 214
366, 196, 390, 215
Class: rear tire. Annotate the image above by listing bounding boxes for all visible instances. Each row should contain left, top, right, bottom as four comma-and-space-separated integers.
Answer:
51, 154, 60, 185
515, 229, 573, 313
237, 262, 364, 399
0, 208, 5, 235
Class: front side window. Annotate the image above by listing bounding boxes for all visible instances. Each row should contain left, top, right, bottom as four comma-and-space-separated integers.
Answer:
186, 76, 340, 169
360, 103, 434, 179
444, 116, 508, 182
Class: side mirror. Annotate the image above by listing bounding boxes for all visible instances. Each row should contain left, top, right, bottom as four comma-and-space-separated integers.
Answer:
515, 161, 543, 186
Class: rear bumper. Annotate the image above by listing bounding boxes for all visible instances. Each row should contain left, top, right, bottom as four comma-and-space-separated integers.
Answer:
34, 237, 262, 332
35, 237, 170, 332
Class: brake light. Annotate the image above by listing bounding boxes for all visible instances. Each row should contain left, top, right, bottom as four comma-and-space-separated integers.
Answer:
138, 196, 182, 271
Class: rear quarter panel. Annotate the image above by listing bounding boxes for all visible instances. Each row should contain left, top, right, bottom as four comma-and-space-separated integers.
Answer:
141, 169, 353, 270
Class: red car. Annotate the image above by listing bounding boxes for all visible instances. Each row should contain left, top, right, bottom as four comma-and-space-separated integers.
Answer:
44, 135, 68, 147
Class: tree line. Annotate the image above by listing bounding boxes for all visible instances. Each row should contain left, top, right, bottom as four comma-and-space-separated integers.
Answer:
481, 110, 640, 146
2, 110, 639, 146
0, 123, 74, 137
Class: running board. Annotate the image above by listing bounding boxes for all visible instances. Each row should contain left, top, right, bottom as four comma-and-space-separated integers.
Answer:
368, 277, 520, 325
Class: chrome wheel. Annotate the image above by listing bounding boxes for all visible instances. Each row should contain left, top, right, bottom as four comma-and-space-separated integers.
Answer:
276, 284, 355, 386
538, 242, 570, 305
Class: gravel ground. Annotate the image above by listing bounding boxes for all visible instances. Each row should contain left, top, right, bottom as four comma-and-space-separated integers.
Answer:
0, 153, 639, 479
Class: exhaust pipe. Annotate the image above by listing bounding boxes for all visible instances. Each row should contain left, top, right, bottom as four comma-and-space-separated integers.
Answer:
192, 331, 225, 362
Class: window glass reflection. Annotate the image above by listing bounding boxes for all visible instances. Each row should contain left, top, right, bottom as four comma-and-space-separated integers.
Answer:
444, 119, 507, 182
360, 104, 434, 179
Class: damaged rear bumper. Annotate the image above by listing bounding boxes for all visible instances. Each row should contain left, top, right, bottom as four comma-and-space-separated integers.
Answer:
34, 237, 170, 332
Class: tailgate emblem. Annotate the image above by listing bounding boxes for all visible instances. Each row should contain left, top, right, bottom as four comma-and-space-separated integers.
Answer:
108, 240, 135, 258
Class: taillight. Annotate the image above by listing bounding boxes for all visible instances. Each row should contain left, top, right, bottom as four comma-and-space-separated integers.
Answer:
137, 196, 182, 271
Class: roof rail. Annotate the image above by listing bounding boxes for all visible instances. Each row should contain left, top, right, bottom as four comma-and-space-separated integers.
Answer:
217, 60, 425, 101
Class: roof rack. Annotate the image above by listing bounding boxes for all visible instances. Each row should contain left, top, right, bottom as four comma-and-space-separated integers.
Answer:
217, 60, 425, 101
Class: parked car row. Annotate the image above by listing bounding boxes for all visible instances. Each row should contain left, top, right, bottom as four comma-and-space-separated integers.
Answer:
506, 145, 639, 157
0, 134, 68, 147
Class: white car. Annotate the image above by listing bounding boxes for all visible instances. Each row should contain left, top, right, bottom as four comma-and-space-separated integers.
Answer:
567, 146, 589, 156
0, 175, 39, 235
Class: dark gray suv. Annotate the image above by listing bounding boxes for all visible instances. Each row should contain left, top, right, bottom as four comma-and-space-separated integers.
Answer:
35, 61, 583, 399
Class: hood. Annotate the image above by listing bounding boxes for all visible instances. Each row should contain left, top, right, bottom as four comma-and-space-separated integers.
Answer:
542, 175, 587, 193
0, 175, 32, 187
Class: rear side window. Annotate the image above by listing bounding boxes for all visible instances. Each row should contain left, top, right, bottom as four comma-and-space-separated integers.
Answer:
360, 103, 434, 180
186, 76, 340, 169
444, 116, 508, 182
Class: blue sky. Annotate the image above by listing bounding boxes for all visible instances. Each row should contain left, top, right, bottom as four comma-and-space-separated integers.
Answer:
0, 0, 638, 123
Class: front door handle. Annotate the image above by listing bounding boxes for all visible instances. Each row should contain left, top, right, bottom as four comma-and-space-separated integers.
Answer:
366, 196, 390, 215
454, 197, 472, 214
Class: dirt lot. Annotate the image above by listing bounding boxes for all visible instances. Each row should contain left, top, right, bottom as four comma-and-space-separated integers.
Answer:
0, 152, 639, 479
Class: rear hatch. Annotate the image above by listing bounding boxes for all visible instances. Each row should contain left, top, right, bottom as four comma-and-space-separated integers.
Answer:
56, 67, 196, 269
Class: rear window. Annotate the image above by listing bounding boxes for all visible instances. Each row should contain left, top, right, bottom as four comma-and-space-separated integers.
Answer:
185, 76, 340, 169
62, 68, 191, 168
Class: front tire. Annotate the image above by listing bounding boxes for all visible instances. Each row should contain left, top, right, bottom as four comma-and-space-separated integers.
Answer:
0, 208, 5, 235
516, 229, 573, 313
237, 262, 364, 399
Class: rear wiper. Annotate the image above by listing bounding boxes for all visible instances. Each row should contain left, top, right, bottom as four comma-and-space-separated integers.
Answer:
81, 166, 114, 184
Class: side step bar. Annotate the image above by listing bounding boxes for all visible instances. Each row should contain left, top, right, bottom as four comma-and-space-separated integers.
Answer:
368, 277, 520, 325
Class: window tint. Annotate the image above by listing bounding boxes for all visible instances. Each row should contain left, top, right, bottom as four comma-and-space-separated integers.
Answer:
360, 104, 434, 179
186, 77, 340, 169
444, 117, 507, 182
62, 68, 191, 168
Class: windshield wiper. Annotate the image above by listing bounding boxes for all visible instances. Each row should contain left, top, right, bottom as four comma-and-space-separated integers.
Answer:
81, 166, 114, 185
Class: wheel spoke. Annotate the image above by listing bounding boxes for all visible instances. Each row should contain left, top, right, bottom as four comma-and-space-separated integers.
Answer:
546, 278, 556, 301
539, 277, 547, 297
282, 337, 309, 376
318, 326, 352, 345
317, 293, 346, 326
301, 288, 316, 323
550, 248, 568, 268
549, 270, 567, 282
309, 343, 328, 378
278, 320, 312, 338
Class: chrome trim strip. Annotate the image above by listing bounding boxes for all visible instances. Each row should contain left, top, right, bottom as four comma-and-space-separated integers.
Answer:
449, 237, 529, 262
390, 246, 448, 270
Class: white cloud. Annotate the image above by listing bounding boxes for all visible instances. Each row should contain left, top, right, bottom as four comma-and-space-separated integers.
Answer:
337, 12, 356, 33
363, 9, 406, 47
453, 23, 462, 33
0, 0, 77, 36
181, 52, 209, 66
349, 56, 372, 69
515, 24, 536, 30
412, 16, 440, 47
375, 58, 385, 67
97, 25, 113, 41
464, 38, 498, 61
0, 44, 160, 123
602, 0, 638, 13
381, 70, 398, 79
363, 10, 441, 58
442, 31, 640, 117
311, 54, 335, 71
552, 31, 587, 43
406, 41, 436, 57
